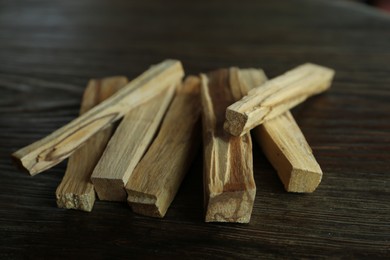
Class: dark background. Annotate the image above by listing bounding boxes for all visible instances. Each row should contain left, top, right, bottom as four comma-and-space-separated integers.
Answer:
0, 0, 389, 258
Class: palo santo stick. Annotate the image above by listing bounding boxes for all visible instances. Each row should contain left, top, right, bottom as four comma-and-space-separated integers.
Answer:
91, 84, 176, 201
12, 60, 184, 175
231, 68, 323, 192
255, 112, 322, 192
56, 76, 128, 212
126, 76, 201, 217
224, 63, 335, 136
201, 69, 256, 223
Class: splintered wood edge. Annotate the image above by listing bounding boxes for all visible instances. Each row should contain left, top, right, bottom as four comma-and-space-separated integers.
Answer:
223, 63, 335, 136
235, 68, 324, 193
204, 135, 256, 223
56, 187, 95, 212
200, 70, 256, 223
205, 189, 256, 223
12, 59, 184, 175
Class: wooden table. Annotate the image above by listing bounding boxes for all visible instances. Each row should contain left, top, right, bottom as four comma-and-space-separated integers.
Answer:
1, 0, 389, 258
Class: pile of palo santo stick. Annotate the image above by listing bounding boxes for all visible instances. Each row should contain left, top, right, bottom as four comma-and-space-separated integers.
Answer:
12, 60, 335, 223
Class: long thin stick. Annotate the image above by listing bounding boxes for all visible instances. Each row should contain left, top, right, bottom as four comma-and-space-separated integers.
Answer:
201, 69, 256, 223
91, 84, 176, 201
12, 60, 184, 175
126, 76, 201, 217
56, 76, 128, 211
231, 68, 323, 192
224, 63, 334, 136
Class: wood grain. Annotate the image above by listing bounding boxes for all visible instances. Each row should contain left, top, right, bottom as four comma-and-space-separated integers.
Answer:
200, 69, 255, 223
224, 63, 335, 136
126, 76, 201, 217
1, 0, 390, 258
56, 76, 128, 211
231, 68, 323, 192
255, 111, 323, 192
12, 60, 184, 175
91, 84, 176, 201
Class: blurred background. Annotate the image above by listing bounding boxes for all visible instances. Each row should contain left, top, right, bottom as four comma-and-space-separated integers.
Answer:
355, 0, 390, 12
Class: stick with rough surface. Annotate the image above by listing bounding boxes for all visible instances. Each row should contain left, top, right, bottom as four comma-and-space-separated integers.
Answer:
56, 76, 128, 212
201, 69, 256, 223
91, 84, 176, 201
230, 68, 323, 193
12, 59, 184, 175
224, 63, 335, 136
126, 76, 201, 217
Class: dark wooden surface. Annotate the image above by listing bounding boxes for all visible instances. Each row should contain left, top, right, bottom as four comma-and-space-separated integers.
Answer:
1, 0, 389, 258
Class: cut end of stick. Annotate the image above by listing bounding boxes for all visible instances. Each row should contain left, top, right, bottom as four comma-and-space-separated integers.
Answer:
56, 188, 95, 212
131, 203, 164, 218
223, 63, 335, 136
125, 76, 201, 218
91, 178, 127, 201
127, 191, 164, 218
10, 153, 32, 175
54, 76, 128, 212
205, 189, 256, 223
11, 151, 60, 176
202, 69, 256, 223
224, 109, 248, 137
254, 111, 324, 194
285, 168, 323, 193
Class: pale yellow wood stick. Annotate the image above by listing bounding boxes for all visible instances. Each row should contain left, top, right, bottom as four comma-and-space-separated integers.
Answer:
230, 68, 323, 193
56, 76, 128, 212
12, 60, 184, 175
200, 69, 256, 223
255, 112, 323, 192
224, 63, 335, 136
91, 84, 176, 201
126, 76, 201, 217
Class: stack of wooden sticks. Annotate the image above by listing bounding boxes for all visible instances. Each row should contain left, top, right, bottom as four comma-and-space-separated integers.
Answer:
12, 60, 335, 223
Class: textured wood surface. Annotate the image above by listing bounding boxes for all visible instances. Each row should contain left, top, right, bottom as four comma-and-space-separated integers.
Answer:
12, 59, 183, 175
1, 0, 389, 258
200, 70, 255, 223
233, 68, 323, 192
224, 63, 335, 136
254, 111, 324, 192
126, 76, 201, 217
56, 76, 128, 211
91, 84, 175, 201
